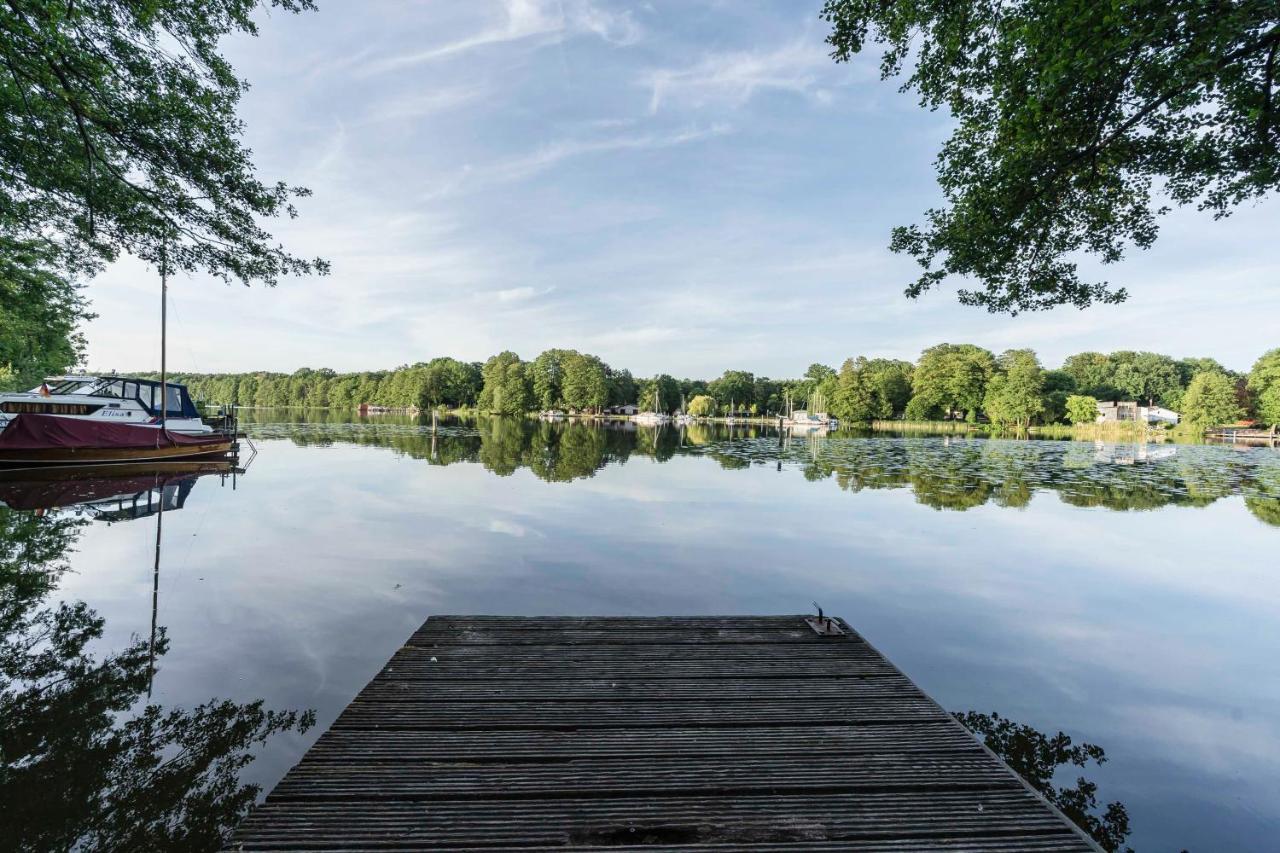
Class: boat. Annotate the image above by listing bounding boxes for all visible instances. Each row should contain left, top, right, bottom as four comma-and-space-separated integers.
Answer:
0, 257, 238, 467
0, 413, 236, 467
633, 385, 671, 425
0, 375, 218, 436
780, 389, 836, 430
674, 395, 695, 425
538, 410, 568, 421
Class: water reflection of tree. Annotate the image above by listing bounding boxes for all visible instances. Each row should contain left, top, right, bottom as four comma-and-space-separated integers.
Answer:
259, 418, 1280, 524
0, 507, 313, 852
954, 711, 1132, 852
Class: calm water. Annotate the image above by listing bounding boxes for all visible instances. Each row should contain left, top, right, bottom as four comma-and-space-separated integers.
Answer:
4, 412, 1279, 850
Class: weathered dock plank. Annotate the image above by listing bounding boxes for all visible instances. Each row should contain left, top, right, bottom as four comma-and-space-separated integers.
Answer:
229, 615, 1099, 851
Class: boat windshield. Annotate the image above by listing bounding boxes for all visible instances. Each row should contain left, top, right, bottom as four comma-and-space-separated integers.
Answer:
76, 377, 200, 418
28, 378, 96, 395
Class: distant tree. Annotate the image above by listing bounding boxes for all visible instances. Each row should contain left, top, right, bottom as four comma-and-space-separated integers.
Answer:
561, 353, 609, 412
904, 394, 939, 421
606, 368, 638, 407
478, 352, 531, 415
1066, 395, 1101, 425
639, 374, 681, 414
686, 394, 716, 417
1248, 349, 1280, 426
530, 349, 575, 410
752, 376, 784, 414
832, 358, 877, 424
1041, 369, 1077, 423
708, 370, 755, 409
805, 363, 836, 384
832, 357, 910, 423
1062, 352, 1116, 400
861, 359, 914, 417
909, 343, 996, 422
1181, 371, 1244, 427
983, 349, 1045, 428
0, 0, 326, 283
823, 0, 1280, 314
1109, 352, 1181, 407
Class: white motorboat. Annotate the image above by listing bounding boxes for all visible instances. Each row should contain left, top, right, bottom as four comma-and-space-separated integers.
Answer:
0, 375, 216, 436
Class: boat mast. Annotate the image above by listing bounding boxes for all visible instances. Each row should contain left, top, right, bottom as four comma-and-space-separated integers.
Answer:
159, 240, 168, 435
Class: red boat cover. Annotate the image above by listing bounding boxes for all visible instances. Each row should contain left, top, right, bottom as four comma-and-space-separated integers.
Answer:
0, 414, 219, 450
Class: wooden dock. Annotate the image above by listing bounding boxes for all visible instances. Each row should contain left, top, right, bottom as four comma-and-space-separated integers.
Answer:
230, 615, 1099, 851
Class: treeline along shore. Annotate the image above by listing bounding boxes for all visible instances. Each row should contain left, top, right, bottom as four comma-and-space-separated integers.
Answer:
142, 344, 1280, 431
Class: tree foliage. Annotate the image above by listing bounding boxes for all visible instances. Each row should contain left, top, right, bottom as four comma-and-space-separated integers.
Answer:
478, 351, 531, 416
823, 0, 1280, 314
0, 239, 93, 389
983, 349, 1045, 427
909, 343, 996, 421
832, 356, 913, 423
1066, 394, 1101, 425
1248, 348, 1280, 425
686, 394, 716, 417
1181, 370, 1245, 426
0, 0, 325, 283
639, 374, 681, 414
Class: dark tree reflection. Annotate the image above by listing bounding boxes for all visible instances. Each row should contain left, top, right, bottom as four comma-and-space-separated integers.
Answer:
252, 417, 1280, 526
0, 507, 314, 852
954, 710, 1132, 852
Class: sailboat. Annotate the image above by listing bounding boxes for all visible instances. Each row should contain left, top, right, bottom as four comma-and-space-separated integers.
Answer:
781, 388, 838, 431
633, 385, 671, 425
0, 251, 238, 467
674, 393, 694, 425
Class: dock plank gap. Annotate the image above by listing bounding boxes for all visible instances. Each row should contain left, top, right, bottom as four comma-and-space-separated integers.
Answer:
230, 615, 1101, 851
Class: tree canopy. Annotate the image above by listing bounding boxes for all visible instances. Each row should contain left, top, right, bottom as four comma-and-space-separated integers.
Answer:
0, 238, 92, 389
1181, 370, 1245, 426
908, 343, 997, 421
1248, 348, 1280, 426
1066, 394, 1101, 425
822, 1, 1280, 313
0, 0, 325, 282
982, 349, 1045, 428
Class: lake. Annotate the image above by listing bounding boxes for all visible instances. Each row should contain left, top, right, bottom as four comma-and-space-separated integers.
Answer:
4, 413, 1279, 851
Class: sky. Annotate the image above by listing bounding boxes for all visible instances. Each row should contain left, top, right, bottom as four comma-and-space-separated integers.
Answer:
84, 0, 1280, 378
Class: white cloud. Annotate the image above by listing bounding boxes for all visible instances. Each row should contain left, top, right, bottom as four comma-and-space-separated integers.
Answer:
359, 86, 486, 125
494, 286, 539, 303
479, 123, 731, 184
360, 0, 638, 76
644, 40, 834, 113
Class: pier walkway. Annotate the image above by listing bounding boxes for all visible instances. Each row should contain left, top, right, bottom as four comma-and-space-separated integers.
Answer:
230, 615, 1099, 850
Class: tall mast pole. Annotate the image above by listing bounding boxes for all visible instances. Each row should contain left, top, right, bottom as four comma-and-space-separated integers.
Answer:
159, 241, 168, 434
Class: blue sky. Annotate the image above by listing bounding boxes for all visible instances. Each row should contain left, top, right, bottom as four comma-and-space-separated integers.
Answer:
85, 0, 1280, 377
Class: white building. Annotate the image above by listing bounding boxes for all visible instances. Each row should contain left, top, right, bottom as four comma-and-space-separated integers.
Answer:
1096, 401, 1180, 425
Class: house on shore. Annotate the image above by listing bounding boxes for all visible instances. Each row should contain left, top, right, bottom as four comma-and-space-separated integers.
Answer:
1096, 401, 1180, 425
603, 404, 639, 416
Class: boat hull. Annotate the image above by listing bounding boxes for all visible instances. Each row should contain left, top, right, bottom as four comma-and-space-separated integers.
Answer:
0, 438, 234, 468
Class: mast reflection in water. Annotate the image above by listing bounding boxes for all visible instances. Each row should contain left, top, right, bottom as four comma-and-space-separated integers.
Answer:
0, 462, 313, 852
